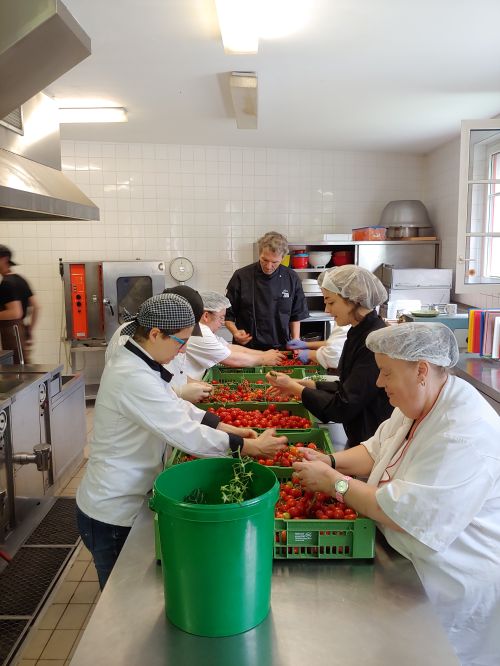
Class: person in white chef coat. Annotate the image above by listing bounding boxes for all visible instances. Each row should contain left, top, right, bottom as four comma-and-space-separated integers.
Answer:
77, 293, 286, 589
105, 284, 214, 403
293, 322, 500, 665
181, 291, 286, 381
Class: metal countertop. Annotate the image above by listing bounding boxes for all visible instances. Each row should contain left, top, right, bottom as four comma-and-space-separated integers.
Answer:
0, 363, 64, 376
69, 503, 458, 666
454, 354, 500, 404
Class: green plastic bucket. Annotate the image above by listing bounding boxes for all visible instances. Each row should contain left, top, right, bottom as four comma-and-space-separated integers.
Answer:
149, 458, 279, 637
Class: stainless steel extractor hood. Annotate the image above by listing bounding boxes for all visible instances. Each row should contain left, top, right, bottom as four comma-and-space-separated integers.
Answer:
0, 0, 91, 119
0, 0, 100, 222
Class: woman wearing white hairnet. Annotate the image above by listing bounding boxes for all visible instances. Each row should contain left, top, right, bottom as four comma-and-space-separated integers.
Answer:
182, 291, 285, 380
293, 322, 500, 665
287, 270, 350, 370
267, 265, 393, 446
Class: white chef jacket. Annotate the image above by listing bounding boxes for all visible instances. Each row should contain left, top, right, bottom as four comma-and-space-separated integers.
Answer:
183, 323, 231, 380
76, 340, 236, 527
315, 324, 350, 369
105, 321, 188, 390
105, 321, 128, 363
363, 374, 500, 665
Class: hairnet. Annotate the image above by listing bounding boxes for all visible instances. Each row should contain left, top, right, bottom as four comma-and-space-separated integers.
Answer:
317, 269, 328, 288
366, 322, 459, 368
200, 291, 231, 312
121, 293, 195, 337
320, 265, 387, 309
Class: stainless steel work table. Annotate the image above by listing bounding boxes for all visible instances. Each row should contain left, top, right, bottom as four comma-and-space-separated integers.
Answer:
453, 353, 500, 406
69, 503, 458, 666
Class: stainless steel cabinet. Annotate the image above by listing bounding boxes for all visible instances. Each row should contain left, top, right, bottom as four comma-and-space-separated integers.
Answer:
10, 379, 51, 496
49, 374, 86, 487
356, 240, 438, 272
283, 239, 440, 339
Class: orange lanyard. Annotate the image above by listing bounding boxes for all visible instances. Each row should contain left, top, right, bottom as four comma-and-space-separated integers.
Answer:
379, 419, 419, 485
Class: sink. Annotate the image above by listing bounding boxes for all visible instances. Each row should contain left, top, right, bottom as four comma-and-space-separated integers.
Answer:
0, 377, 25, 393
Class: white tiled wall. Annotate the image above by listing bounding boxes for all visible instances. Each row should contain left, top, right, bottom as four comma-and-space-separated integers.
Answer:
424, 138, 500, 309
1, 141, 425, 367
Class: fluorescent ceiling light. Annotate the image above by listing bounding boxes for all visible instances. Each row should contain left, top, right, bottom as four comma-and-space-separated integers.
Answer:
215, 0, 258, 54
214, 0, 310, 54
229, 72, 257, 129
58, 107, 127, 123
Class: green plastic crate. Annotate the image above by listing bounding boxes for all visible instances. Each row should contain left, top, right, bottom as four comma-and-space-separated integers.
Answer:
274, 516, 375, 559
203, 367, 307, 382
197, 402, 317, 429
261, 364, 322, 375
197, 382, 300, 406
213, 366, 262, 374
165, 429, 332, 482
260, 429, 333, 479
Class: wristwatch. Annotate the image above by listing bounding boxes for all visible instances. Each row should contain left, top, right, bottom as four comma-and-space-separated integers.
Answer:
334, 475, 352, 503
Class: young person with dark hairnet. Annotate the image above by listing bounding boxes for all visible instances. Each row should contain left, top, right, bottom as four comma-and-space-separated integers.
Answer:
267, 265, 393, 446
77, 293, 286, 589
105, 285, 214, 403
292, 322, 500, 665
182, 290, 286, 380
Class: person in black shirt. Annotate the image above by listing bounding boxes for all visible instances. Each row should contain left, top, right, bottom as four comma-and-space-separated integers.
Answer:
0, 245, 39, 363
225, 231, 309, 350
266, 265, 393, 447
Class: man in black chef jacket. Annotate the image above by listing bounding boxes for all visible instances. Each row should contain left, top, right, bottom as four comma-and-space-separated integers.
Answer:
225, 231, 309, 350
0, 245, 39, 363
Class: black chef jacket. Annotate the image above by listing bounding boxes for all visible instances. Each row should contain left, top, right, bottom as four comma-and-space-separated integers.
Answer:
2, 274, 33, 319
0, 279, 18, 311
225, 262, 309, 350
301, 310, 393, 446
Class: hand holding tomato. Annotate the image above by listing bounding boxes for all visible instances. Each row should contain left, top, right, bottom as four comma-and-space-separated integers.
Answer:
180, 381, 213, 403
265, 372, 301, 396
292, 459, 335, 495
301, 447, 331, 465
243, 428, 288, 459
262, 349, 286, 365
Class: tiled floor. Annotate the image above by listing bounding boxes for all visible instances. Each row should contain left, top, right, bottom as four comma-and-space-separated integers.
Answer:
14, 405, 96, 666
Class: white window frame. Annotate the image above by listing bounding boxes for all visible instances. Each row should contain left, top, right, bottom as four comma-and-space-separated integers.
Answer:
456, 119, 500, 293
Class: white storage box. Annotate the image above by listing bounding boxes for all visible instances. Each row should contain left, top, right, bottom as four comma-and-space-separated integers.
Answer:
322, 233, 352, 241
385, 287, 451, 305
381, 266, 453, 289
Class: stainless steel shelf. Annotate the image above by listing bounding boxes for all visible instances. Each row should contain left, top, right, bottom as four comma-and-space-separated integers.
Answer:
293, 268, 324, 273
288, 240, 440, 246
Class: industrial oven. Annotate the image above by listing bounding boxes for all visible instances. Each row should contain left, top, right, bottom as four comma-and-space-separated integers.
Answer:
62, 261, 166, 342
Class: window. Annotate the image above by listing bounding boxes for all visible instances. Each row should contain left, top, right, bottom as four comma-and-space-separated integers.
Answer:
456, 120, 500, 292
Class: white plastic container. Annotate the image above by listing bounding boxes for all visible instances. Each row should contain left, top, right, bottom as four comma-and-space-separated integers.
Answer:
308, 252, 332, 268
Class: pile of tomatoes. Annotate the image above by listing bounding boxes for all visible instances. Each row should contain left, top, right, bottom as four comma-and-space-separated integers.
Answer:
275, 358, 315, 367
275, 479, 358, 521
201, 380, 295, 403
258, 441, 318, 467
206, 404, 311, 429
